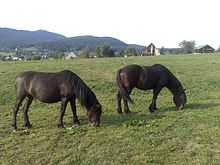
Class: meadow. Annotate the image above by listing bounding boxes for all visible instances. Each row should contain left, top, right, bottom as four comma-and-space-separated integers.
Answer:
1, 54, 220, 164
0, 52, 16, 57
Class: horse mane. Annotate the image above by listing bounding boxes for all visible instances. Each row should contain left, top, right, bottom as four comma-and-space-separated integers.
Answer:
169, 76, 184, 94
161, 65, 184, 95
73, 74, 98, 109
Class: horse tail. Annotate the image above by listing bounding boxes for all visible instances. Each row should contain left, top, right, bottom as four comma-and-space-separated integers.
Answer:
116, 69, 134, 104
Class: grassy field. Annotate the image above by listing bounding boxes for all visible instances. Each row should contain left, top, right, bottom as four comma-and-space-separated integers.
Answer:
1, 54, 220, 164
0, 51, 15, 57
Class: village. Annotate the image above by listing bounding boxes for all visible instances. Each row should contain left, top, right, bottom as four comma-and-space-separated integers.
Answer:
0, 42, 217, 61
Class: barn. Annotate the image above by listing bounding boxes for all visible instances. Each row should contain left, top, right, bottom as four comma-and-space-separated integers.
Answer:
143, 43, 160, 56
195, 45, 215, 53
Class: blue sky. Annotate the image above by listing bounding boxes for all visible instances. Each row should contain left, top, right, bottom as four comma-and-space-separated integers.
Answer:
0, 0, 219, 48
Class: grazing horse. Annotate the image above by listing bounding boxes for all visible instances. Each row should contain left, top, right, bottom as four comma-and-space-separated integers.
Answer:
116, 64, 187, 113
12, 70, 102, 129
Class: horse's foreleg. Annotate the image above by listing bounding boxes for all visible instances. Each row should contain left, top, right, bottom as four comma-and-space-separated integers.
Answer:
116, 91, 122, 114
12, 96, 25, 130
149, 87, 162, 113
70, 97, 80, 125
23, 96, 33, 129
58, 97, 68, 128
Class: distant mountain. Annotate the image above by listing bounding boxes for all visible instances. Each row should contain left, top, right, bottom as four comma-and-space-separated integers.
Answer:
0, 28, 66, 49
0, 27, 145, 51
35, 35, 130, 51
127, 44, 145, 51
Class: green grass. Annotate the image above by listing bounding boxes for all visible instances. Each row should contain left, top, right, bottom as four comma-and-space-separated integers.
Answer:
1, 54, 220, 164
0, 51, 15, 57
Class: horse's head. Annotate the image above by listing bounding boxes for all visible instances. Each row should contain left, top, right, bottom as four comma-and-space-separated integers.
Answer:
173, 89, 187, 110
87, 103, 102, 127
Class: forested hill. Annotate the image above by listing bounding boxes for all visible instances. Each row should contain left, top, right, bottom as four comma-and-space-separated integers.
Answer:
0, 28, 66, 49
0, 28, 144, 51
35, 35, 131, 51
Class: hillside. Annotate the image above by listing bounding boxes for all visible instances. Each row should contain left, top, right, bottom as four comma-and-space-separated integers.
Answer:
0, 28, 144, 51
0, 28, 66, 49
35, 35, 135, 51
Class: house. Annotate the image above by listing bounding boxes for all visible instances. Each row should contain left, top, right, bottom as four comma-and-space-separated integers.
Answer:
12, 57, 22, 61
64, 52, 77, 60
195, 45, 215, 53
143, 43, 160, 56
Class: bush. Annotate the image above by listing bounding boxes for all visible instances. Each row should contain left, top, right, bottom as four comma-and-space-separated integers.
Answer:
31, 56, 41, 60
48, 52, 65, 59
96, 44, 115, 57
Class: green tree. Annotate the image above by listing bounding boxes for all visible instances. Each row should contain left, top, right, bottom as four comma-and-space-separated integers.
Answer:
217, 46, 220, 52
96, 45, 115, 57
78, 48, 90, 58
126, 48, 139, 56
119, 48, 139, 57
31, 55, 41, 60
49, 52, 65, 59
179, 40, 196, 54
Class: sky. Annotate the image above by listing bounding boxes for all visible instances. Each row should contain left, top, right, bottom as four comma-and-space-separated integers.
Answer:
0, 0, 220, 48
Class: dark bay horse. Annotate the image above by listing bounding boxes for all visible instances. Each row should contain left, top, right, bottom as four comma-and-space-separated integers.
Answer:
12, 70, 102, 129
116, 64, 187, 113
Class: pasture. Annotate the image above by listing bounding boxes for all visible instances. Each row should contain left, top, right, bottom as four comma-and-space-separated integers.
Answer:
1, 54, 220, 164
0, 51, 16, 57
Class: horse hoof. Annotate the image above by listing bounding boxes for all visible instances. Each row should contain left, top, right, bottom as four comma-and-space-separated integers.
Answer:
74, 120, 80, 125
124, 109, 131, 114
25, 123, 32, 129
12, 124, 17, 130
116, 109, 123, 114
57, 124, 65, 128
149, 109, 156, 113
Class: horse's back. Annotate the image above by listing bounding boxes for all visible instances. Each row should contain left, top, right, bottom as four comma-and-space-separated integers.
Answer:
16, 71, 36, 90
118, 65, 143, 88
118, 64, 173, 90
16, 71, 55, 90
16, 70, 73, 84
15, 70, 75, 103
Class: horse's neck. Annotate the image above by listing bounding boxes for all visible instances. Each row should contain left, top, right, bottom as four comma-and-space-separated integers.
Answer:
167, 76, 182, 96
75, 80, 96, 108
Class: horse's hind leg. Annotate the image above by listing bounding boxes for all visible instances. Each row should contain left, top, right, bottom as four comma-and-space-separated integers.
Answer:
123, 98, 131, 114
23, 96, 33, 128
12, 95, 26, 130
70, 97, 80, 125
116, 91, 122, 114
58, 97, 68, 128
123, 89, 132, 114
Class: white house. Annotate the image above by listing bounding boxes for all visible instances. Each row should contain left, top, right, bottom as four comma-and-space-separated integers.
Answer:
64, 52, 77, 60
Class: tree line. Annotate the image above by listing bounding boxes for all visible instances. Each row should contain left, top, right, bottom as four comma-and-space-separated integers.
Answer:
78, 44, 140, 58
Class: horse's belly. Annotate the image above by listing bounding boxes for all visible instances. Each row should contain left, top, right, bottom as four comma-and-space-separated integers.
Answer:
32, 88, 61, 103
38, 96, 61, 103
136, 81, 153, 90
137, 86, 150, 90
